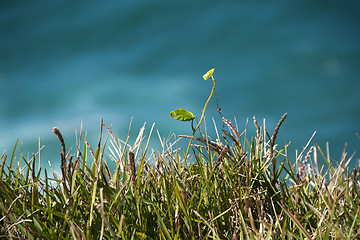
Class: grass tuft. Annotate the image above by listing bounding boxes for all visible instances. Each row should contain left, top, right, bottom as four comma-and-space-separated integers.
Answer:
1, 114, 359, 239
1, 70, 359, 239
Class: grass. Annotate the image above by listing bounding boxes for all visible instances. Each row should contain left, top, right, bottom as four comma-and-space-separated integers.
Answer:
1, 69, 359, 239
1, 113, 359, 239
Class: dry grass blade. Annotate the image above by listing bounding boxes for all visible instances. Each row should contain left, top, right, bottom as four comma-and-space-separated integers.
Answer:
1, 110, 359, 239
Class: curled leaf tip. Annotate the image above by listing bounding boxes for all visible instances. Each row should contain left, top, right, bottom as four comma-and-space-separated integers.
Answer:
203, 68, 215, 80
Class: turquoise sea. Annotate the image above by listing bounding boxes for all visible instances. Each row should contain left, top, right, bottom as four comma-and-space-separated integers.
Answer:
1, 1, 359, 171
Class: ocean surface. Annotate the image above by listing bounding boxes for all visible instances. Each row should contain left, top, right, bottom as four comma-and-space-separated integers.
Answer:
1, 1, 359, 172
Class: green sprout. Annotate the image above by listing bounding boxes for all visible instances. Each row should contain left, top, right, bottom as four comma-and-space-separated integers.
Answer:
170, 68, 216, 159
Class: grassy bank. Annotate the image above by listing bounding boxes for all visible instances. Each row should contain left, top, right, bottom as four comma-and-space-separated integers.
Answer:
1, 70, 359, 239
1, 115, 359, 239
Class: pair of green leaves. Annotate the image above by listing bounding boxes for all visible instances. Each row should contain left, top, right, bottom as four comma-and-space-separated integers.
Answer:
170, 68, 214, 122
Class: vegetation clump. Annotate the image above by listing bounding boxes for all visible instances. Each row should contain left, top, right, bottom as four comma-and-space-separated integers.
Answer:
1, 69, 359, 239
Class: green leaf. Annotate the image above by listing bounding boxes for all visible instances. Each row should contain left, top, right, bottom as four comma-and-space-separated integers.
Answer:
170, 108, 195, 121
203, 68, 215, 80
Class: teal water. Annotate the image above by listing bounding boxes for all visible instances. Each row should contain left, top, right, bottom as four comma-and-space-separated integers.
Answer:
1, 1, 359, 171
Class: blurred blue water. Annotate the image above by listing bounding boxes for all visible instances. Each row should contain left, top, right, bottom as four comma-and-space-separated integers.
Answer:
1, 1, 359, 171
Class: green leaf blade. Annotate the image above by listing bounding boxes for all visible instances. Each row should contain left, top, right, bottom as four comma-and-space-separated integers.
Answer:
170, 108, 195, 122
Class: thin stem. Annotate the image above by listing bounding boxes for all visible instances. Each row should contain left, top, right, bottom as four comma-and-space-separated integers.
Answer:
185, 75, 216, 159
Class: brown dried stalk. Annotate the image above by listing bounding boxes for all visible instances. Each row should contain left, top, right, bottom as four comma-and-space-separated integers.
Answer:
212, 146, 229, 171
52, 127, 67, 183
270, 113, 287, 158
129, 151, 136, 188
270, 113, 287, 177
222, 117, 240, 143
